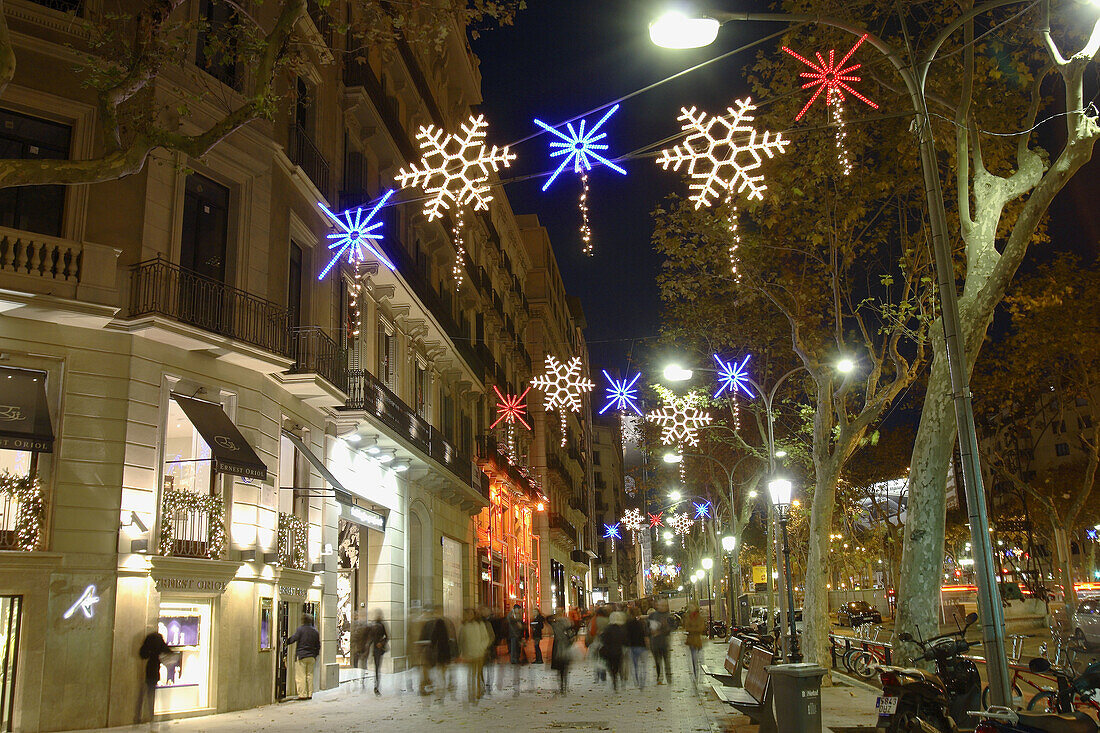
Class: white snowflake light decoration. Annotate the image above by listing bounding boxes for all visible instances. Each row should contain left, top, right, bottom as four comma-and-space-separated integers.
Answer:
646, 393, 713, 447
670, 512, 694, 547
656, 98, 789, 208
621, 508, 644, 544
624, 475, 637, 497
396, 115, 516, 221
531, 355, 595, 446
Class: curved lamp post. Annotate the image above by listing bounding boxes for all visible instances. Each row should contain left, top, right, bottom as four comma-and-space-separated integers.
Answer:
768, 477, 800, 663
722, 534, 737, 624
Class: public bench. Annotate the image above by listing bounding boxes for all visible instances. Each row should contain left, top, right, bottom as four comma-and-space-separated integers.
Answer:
712, 645, 776, 733
702, 635, 746, 686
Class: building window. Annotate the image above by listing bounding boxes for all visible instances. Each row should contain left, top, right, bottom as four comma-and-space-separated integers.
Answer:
1076, 397, 1089, 407
288, 242, 303, 330
1080, 415, 1093, 430
180, 173, 230, 282
0, 109, 71, 237
195, 0, 239, 88
593, 450, 601, 466
377, 323, 396, 390
1055, 442, 1070, 457
414, 360, 429, 418
162, 400, 214, 496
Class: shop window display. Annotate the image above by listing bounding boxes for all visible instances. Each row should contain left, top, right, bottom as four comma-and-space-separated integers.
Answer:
162, 400, 213, 495
259, 598, 273, 651
155, 601, 211, 714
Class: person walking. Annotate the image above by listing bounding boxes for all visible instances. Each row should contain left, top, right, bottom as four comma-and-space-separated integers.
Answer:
530, 608, 546, 664
506, 603, 527, 695
286, 614, 320, 700
625, 606, 649, 688
478, 606, 498, 695
588, 605, 610, 683
459, 608, 490, 703
349, 614, 370, 690
549, 612, 574, 695
600, 610, 628, 692
135, 630, 172, 723
648, 601, 673, 685
366, 609, 388, 695
683, 602, 706, 688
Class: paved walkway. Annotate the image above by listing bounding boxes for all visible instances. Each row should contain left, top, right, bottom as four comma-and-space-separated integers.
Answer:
85, 641, 882, 733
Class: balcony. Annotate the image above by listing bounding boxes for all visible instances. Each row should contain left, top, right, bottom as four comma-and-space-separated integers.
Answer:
277, 512, 307, 569
549, 512, 577, 546
547, 452, 575, 494
289, 124, 331, 201
342, 60, 418, 161
125, 257, 295, 373
159, 490, 226, 560
276, 326, 348, 402
569, 495, 588, 514
0, 226, 120, 327
343, 368, 485, 498
306, 0, 333, 47
476, 435, 542, 501
0, 474, 45, 551
23, 0, 81, 12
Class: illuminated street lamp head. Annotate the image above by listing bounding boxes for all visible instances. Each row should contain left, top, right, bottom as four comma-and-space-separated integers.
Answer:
701, 557, 714, 571
748, 490, 758, 499
663, 531, 673, 540
663, 364, 694, 382
722, 535, 737, 553
768, 477, 793, 510
669, 490, 681, 501
836, 358, 856, 374
774, 449, 788, 458
663, 451, 683, 464
649, 11, 721, 49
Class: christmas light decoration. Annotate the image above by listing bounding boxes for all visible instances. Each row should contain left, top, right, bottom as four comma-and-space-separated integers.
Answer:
160, 490, 227, 559
646, 393, 713, 447
316, 190, 396, 279
603, 523, 622, 541
534, 105, 627, 191
621, 508, 644, 544
714, 353, 755, 399
648, 511, 664, 529
491, 386, 532, 430
395, 114, 515, 221
831, 98, 853, 176
599, 370, 642, 415
670, 512, 694, 547
657, 98, 788, 208
0, 472, 44, 551
782, 34, 879, 122
277, 511, 308, 569
531, 355, 595, 446
693, 501, 711, 520
624, 475, 637, 497
534, 106, 626, 257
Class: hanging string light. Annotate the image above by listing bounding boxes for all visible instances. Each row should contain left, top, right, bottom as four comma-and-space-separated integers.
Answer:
621, 508, 644, 545
579, 172, 593, 255
452, 208, 466, 290
725, 194, 742, 284
831, 97, 853, 176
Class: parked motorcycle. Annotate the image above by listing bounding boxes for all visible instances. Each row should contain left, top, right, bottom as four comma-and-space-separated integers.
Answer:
967, 705, 1096, 732
875, 612, 983, 733
1024, 656, 1100, 714
707, 619, 727, 638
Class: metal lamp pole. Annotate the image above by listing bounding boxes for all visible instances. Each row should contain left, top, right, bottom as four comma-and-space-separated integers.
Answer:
702, 557, 715, 632
652, 2, 1017, 703
769, 478, 801, 663
722, 535, 737, 625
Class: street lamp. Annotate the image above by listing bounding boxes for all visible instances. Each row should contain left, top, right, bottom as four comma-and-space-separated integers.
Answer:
669, 490, 681, 501
663, 451, 683, 464
649, 11, 720, 49
836, 358, 856, 374
722, 535, 737, 625
702, 557, 715, 632
649, 1, 1014, 702
768, 477, 801, 662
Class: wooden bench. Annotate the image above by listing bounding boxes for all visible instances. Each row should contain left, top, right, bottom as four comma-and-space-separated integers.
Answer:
702, 635, 746, 686
712, 646, 776, 733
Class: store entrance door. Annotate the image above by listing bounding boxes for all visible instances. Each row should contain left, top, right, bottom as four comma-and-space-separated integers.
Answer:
275, 600, 291, 700
0, 596, 22, 733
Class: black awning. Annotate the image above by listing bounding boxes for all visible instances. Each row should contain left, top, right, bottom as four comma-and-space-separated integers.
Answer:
171, 393, 268, 480
281, 430, 349, 496
0, 366, 54, 453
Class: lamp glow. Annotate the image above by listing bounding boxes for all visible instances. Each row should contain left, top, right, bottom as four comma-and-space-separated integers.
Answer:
649, 11, 720, 49
669, 490, 681, 501
701, 557, 714, 571
768, 477, 793, 507
663, 364, 694, 382
722, 535, 737, 553
663, 452, 683, 464
837, 358, 856, 374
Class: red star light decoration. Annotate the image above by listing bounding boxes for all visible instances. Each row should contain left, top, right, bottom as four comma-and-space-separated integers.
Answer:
491, 386, 531, 430
782, 34, 879, 122
648, 511, 664, 529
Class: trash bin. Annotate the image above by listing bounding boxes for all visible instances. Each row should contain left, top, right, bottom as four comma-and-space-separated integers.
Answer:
767, 663, 827, 733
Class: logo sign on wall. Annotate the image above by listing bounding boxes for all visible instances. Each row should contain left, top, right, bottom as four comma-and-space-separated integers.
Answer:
63, 585, 100, 620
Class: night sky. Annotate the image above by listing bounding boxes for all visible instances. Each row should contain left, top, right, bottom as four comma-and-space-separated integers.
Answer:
472, 2, 1100, 374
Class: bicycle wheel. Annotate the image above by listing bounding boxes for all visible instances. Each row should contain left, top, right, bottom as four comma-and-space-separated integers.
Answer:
845, 649, 877, 679
1027, 690, 1059, 713
981, 682, 1024, 709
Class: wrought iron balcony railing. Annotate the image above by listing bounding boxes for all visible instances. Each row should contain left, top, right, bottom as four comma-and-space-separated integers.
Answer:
159, 489, 226, 560
288, 327, 347, 393
128, 257, 293, 358
290, 124, 331, 200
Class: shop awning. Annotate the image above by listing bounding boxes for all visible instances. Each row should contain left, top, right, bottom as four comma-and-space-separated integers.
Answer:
0, 366, 54, 452
171, 393, 268, 480
280, 430, 350, 499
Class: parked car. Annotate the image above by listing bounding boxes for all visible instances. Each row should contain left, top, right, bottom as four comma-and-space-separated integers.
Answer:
837, 600, 883, 627
773, 608, 804, 634
1060, 598, 1100, 648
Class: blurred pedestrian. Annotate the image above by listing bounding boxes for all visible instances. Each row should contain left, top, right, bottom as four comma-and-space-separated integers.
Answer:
135, 630, 172, 723
530, 607, 546, 664
478, 606, 497, 695
349, 614, 369, 690
588, 605, 610, 682
286, 614, 320, 699
601, 610, 627, 691
550, 612, 574, 695
648, 601, 673, 685
625, 606, 649, 688
459, 608, 490, 703
366, 609, 388, 695
507, 603, 527, 694
683, 602, 706, 686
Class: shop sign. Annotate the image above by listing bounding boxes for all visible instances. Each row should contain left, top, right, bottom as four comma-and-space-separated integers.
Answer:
155, 577, 229, 593
279, 585, 309, 598
339, 503, 386, 532
62, 585, 100, 620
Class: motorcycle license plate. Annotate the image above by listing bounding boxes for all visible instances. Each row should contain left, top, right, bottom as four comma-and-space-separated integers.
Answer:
876, 696, 898, 715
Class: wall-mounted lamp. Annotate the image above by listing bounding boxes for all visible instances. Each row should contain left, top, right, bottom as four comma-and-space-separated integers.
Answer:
129, 539, 149, 554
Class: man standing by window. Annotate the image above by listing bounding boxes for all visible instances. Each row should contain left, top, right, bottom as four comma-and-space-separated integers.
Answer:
286, 614, 320, 699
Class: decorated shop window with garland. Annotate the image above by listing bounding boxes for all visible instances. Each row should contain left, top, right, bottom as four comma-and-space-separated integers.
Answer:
0, 472, 45, 551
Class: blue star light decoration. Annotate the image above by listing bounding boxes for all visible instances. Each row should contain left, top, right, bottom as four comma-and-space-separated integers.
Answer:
603, 523, 622, 541
693, 501, 711, 520
533, 104, 627, 191
317, 190, 396, 280
599, 370, 642, 415
714, 353, 755, 398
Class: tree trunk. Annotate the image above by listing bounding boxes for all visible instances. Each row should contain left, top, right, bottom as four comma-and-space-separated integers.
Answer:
803, 468, 841, 671
895, 350, 957, 647
1053, 524, 1078, 613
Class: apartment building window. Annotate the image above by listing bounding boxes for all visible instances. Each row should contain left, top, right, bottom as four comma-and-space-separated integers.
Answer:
181, 173, 230, 282
1076, 397, 1089, 407
414, 360, 429, 418
288, 242, 304, 330
441, 393, 454, 442
377, 322, 396, 391
195, 0, 239, 88
0, 109, 71, 237
1080, 415, 1094, 430
593, 450, 601, 466
1055, 442, 1070, 457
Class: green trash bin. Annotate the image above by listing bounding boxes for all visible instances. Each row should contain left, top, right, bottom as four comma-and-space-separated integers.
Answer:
767, 663, 827, 733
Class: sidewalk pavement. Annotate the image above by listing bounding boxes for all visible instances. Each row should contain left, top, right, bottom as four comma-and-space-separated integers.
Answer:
81, 640, 883, 733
